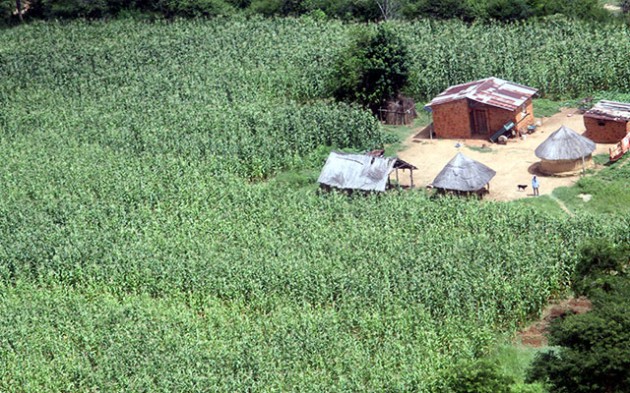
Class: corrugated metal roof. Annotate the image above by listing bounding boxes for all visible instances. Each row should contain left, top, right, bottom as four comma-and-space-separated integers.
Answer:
318, 152, 397, 192
427, 77, 538, 111
584, 100, 630, 122
535, 126, 596, 161
432, 153, 496, 192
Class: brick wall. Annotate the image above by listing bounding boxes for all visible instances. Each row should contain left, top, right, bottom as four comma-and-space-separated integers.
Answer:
486, 99, 535, 136
583, 116, 629, 143
432, 99, 471, 139
432, 98, 535, 139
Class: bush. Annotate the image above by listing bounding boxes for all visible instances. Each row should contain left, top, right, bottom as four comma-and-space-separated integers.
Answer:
527, 304, 630, 392
572, 239, 629, 296
527, 239, 630, 393
486, 0, 532, 21
444, 359, 514, 393
152, 0, 234, 17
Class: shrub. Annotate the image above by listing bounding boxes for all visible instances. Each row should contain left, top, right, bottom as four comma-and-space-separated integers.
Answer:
572, 239, 629, 296
444, 359, 514, 393
486, 0, 532, 21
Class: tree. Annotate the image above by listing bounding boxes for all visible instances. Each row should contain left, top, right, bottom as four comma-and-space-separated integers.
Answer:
374, 0, 402, 20
333, 24, 409, 114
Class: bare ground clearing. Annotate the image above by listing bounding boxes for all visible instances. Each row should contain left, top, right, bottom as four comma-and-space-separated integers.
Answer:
391, 108, 615, 202
516, 296, 592, 347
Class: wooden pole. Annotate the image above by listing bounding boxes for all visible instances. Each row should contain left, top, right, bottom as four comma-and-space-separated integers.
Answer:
395, 168, 399, 184
410, 169, 414, 188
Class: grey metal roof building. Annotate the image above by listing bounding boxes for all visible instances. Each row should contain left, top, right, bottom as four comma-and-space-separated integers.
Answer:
318, 152, 397, 192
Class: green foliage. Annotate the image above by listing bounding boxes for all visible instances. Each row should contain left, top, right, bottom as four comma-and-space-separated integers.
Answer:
486, 0, 533, 21
527, 242, 630, 393
444, 359, 514, 393
333, 23, 410, 112
552, 153, 630, 216
2, 17, 630, 392
152, 0, 235, 18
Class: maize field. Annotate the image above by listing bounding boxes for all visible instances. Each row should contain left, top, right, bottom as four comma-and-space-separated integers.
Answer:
0, 16, 629, 392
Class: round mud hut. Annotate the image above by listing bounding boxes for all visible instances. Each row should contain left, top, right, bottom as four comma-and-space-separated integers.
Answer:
534, 126, 596, 175
431, 152, 496, 197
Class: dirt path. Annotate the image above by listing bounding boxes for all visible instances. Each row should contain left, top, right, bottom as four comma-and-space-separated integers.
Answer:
392, 109, 614, 202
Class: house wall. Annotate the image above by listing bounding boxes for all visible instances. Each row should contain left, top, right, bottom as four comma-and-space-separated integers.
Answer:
432, 99, 471, 139
432, 98, 535, 139
583, 116, 630, 143
485, 98, 535, 136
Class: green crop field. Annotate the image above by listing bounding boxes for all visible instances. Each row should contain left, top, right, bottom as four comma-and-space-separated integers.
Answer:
1, 17, 629, 392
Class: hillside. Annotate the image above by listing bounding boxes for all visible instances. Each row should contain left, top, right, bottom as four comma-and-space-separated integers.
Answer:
0, 17, 629, 391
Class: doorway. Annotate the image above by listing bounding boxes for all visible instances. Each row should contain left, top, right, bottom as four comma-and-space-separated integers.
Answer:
472, 109, 489, 135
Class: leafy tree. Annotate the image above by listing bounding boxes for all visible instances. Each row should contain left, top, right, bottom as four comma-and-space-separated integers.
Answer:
333, 23, 409, 114
486, 0, 532, 21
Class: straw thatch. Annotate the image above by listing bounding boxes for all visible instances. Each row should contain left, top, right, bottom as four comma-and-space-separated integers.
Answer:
432, 153, 496, 192
535, 126, 596, 161
318, 151, 397, 192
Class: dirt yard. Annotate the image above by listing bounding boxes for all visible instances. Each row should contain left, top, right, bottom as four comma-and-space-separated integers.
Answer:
392, 108, 614, 201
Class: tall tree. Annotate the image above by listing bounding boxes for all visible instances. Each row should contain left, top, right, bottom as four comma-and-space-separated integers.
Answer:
333, 24, 410, 114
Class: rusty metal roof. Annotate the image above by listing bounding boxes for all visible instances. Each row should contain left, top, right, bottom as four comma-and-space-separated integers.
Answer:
584, 100, 630, 122
427, 77, 538, 111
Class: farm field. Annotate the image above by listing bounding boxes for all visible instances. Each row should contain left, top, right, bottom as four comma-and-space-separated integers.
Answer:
1, 17, 629, 391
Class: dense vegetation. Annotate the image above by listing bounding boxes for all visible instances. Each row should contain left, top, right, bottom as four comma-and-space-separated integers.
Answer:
527, 241, 630, 392
1, 17, 629, 392
4, 0, 621, 23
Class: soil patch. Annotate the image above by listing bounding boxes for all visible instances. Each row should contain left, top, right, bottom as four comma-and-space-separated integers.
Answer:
517, 296, 592, 347
392, 109, 614, 202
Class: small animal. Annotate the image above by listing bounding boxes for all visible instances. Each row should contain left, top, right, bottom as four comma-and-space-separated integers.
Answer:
517, 184, 528, 191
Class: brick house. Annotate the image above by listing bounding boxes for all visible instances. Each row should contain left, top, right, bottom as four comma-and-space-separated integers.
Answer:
425, 77, 537, 139
583, 100, 630, 143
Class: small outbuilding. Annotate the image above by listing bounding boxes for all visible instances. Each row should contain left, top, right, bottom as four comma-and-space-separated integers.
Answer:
425, 77, 537, 140
431, 152, 496, 196
535, 125, 596, 175
583, 100, 630, 143
318, 151, 416, 192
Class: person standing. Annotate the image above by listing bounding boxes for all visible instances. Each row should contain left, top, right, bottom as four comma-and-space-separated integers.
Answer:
532, 175, 540, 196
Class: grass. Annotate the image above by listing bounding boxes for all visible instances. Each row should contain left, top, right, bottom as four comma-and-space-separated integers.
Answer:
510, 195, 567, 218
553, 154, 630, 215
382, 116, 429, 156
466, 144, 495, 154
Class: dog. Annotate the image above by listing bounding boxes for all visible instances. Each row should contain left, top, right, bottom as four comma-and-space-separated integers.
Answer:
517, 184, 528, 191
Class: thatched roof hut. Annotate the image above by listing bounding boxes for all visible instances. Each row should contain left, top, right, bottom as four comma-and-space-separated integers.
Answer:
431, 153, 496, 195
535, 126, 596, 175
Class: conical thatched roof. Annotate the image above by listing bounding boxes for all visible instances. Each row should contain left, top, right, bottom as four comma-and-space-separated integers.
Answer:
535, 126, 596, 161
432, 153, 496, 192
